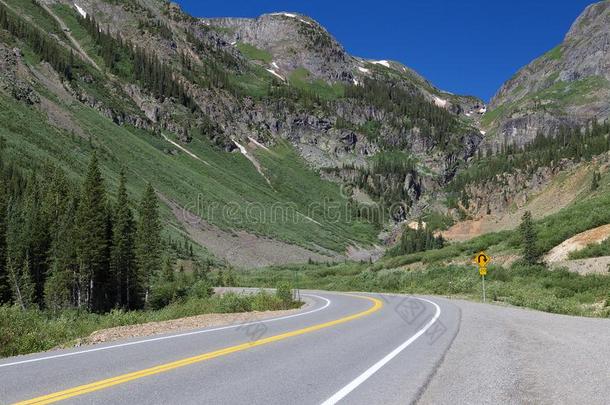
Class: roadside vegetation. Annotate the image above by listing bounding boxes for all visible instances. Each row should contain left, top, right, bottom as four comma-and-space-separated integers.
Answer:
239, 210, 610, 319
0, 148, 302, 358
0, 286, 300, 358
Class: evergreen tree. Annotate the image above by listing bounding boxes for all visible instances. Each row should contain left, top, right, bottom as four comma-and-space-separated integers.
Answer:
398, 222, 444, 255
135, 183, 162, 305
43, 261, 73, 311
519, 211, 540, 265
75, 154, 111, 312
111, 170, 138, 309
591, 171, 601, 191
22, 174, 51, 307
161, 257, 175, 282
43, 168, 78, 310
0, 181, 9, 303
7, 257, 35, 310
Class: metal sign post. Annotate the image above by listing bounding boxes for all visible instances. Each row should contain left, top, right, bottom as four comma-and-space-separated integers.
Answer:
474, 252, 491, 303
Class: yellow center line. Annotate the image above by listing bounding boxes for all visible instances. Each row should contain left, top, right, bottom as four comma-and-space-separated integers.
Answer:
15, 295, 383, 405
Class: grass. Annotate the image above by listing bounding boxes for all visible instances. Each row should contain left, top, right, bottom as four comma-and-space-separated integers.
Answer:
236, 42, 273, 63
359, 120, 381, 142
569, 238, 610, 260
531, 76, 610, 107
0, 87, 377, 254
3, 0, 66, 39
544, 45, 563, 61
483, 76, 609, 129
288, 67, 344, 101
237, 180, 610, 318
239, 261, 610, 318
230, 65, 274, 98
481, 102, 509, 128
0, 289, 301, 358
51, 3, 105, 69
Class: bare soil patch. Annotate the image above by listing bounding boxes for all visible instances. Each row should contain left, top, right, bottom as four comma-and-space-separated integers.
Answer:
551, 256, 610, 275
443, 165, 590, 242
81, 307, 303, 346
160, 195, 342, 268
545, 223, 610, 262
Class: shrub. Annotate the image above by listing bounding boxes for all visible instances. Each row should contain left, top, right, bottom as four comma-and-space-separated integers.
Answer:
275, 282, 293, 307
148, 282, 188, 310
189, 280, 213, 299
251, 290, 283, 311
213, 292, 252, 313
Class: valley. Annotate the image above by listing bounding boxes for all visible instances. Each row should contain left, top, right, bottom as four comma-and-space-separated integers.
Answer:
0, 1, 609, 404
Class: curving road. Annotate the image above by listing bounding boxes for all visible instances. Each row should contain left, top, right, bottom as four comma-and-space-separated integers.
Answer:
1, 291, 608, 404
0, 292, 459, 404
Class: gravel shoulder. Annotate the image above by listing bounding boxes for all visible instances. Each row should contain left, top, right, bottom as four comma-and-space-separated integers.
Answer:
77, 303, 309, 347
418, 299, 610, 405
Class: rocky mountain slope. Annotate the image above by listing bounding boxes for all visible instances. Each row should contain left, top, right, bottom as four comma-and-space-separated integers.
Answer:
484, 0, 610, 148
0, 0, 486, 265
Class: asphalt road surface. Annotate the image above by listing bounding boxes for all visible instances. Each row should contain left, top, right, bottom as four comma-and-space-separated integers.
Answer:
1, 291, 608, 404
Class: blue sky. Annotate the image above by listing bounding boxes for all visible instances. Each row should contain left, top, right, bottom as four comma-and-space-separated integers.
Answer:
176, 0, 595, 102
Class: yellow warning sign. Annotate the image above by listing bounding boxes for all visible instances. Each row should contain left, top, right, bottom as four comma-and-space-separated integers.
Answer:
474, 252, 491, 268
479, 267, 487, 276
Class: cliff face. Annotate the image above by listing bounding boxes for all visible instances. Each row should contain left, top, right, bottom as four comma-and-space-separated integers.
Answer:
484, 0, 610, 148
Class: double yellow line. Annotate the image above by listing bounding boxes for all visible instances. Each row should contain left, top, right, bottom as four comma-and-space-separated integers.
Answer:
16, 295, 383, 404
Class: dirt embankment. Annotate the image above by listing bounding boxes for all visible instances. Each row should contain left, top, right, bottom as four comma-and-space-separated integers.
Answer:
545, 224, 610, 262
443, 163, 593, 242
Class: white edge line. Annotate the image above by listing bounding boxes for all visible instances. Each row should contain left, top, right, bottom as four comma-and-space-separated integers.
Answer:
321, 297, 441, 405
0, 294, 331, 369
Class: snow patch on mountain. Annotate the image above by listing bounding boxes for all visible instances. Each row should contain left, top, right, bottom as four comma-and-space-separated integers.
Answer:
270, 12, 312, 26
433, 96, 448, 108
358, 67, 370, 74
371, 60, 390, 68
266, 68, 285, 81
74, 4, 87, 18
233, 139, 272, 185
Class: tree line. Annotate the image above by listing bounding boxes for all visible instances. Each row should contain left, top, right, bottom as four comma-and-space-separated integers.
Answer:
0, 3, 74, 80
399, 221, 445, 255
0, 146, 166, 313
451, 119, 610, 192
344, 77, 460, 151
78, 13, 197, 111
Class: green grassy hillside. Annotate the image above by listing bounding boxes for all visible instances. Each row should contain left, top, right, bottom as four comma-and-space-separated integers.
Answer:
0, 89, 376, 255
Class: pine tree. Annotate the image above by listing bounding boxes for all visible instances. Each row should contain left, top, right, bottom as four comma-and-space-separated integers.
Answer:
22, 174, 51, 307
161, 257, 175, 282
111, 170, 138, 309
519, 211, 540, 265
7, 257, 35, 310
44, 261, 73, 311
43, 168, 78, 310
75, 154, 111, 312
591, 171, 601, 191
135, 183, 162, 305
0, 181, 9, 303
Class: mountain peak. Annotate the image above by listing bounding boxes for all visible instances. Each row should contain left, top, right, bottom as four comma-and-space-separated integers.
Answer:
484, 0, 610, 148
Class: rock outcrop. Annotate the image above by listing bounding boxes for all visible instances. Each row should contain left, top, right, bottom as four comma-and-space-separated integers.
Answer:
485, 0, 610, 148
